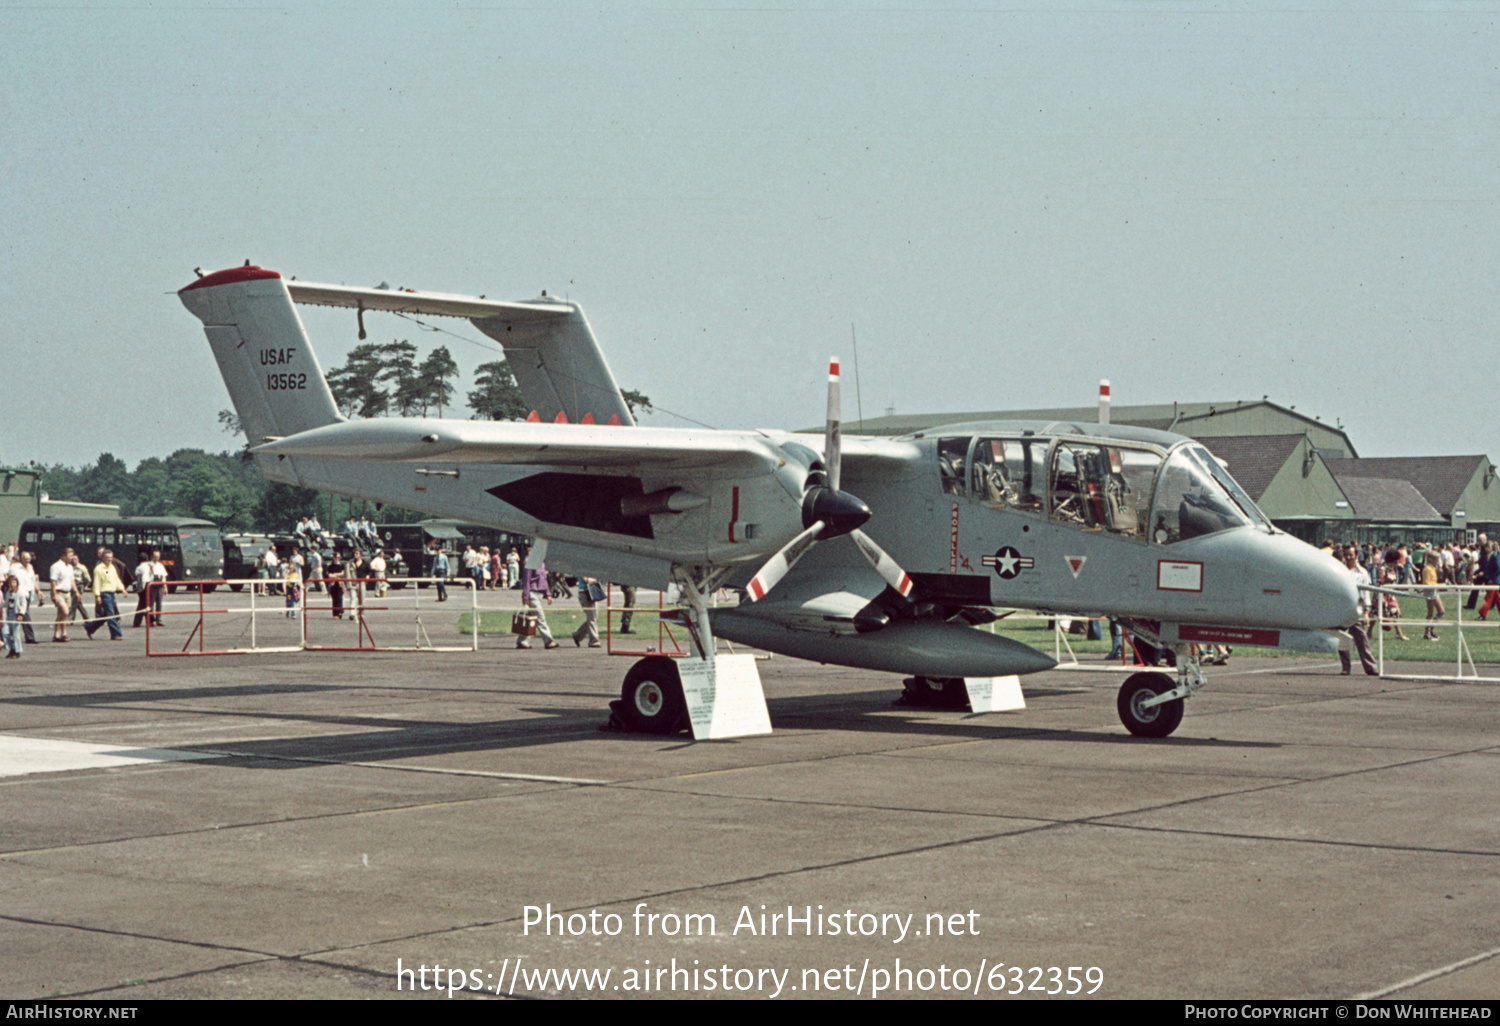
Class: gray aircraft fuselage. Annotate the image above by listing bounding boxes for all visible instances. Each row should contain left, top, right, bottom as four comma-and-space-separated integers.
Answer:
259, 418, 1357, 635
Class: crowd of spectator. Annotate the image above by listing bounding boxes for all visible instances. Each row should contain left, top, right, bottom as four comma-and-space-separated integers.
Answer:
8, 528, 1497, 661
1321, 534, 1500, 646
0, 541, 177, 653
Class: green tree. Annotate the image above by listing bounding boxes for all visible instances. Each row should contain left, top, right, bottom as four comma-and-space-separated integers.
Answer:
37, 464, 84, 503
129, 458, 172, 517
258, 482, 323, 533
77, 454, 130, 505
327, 344, 392, 418
417, 345, 460, 417
468, 359, 528, 421
621, 389, 653, 419
380, 340, 423, 417
172, 463, 257, 530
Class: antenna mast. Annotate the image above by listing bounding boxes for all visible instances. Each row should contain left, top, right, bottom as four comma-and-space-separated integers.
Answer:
850, 323, 865, 432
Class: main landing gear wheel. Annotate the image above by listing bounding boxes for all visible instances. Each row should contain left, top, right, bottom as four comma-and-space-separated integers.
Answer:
897, 676, 971, 710
1117, 671, 1184, 738
616, 656, 688, 734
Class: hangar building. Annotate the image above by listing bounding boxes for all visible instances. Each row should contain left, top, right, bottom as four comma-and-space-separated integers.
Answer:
0, 467, 119, 547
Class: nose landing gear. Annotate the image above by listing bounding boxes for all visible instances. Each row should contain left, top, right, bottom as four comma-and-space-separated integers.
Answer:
1116, 645, 1204, 738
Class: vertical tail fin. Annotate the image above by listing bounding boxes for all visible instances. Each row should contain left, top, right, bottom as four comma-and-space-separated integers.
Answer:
179, 266, 343, 444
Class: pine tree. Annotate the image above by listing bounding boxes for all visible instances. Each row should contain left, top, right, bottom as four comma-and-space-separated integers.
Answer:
468, 360, 528, 421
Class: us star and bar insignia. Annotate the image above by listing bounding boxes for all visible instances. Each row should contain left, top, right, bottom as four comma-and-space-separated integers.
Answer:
983, 546, 1033, 580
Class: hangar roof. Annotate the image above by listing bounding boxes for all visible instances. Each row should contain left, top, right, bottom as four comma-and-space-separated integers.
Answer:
1324, 455, 1488, 517
1327, 473, 1445, 523
1194, 435, 1304, 501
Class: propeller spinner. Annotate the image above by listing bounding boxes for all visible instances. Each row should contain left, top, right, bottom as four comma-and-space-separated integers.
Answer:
745, 358, 914, 602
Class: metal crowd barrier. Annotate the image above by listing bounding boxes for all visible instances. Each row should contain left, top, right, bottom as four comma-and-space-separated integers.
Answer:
1372, 582, 1500, 682
144, 577, 479, 656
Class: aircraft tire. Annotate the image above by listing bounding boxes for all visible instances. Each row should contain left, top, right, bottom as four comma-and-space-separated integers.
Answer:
902, 676, 970, 710
204, 584, 217, 594
619, 656, 688, 734
230, 584, 244, 593
1117, 672, 1183, 738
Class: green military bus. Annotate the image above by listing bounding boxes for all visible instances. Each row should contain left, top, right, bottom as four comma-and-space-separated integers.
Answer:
19, 516, 224, 591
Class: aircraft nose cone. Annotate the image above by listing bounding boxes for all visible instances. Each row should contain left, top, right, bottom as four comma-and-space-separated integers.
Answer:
1254, 534, 1359, 629
803, 487, 872, 537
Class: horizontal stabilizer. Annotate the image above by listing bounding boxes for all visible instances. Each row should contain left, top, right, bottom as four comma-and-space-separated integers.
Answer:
286, 280, 567, 322
285, 278, 634, 426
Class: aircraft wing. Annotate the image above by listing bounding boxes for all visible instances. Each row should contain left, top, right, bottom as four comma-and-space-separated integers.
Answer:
252, 418, 780, 470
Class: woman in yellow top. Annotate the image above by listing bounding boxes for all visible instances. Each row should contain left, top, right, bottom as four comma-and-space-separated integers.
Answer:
284, 564, 302, 619
1422, 551, 1444, 641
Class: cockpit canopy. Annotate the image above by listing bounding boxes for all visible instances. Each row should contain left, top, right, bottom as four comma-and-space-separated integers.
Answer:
938, 435, 1271, 544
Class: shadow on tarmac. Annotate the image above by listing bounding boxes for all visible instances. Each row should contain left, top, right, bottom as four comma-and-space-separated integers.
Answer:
1, 680, 1278, 770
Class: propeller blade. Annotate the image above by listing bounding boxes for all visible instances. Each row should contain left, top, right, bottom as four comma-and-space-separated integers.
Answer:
825, 356, 841, 492
850, 528, 914, 598
745, 522, 826, 601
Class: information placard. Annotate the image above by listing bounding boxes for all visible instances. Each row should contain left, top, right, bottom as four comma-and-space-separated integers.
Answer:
963, 675, 1026, 713
678, 654, 773, 740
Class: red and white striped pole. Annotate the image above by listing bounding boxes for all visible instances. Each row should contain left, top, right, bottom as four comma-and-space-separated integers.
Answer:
1098, 379, 1111, 426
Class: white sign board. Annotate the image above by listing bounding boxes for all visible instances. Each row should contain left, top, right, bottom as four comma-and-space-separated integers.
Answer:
1157, 559, 1203, 592
677, 654, 773, 740
963, 676, 1026, 713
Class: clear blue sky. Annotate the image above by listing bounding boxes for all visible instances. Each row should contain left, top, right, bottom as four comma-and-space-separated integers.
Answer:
4, 2, 1495, 469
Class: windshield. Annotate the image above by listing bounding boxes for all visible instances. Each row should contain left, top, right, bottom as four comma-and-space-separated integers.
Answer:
1190, 445, 1274, 530
178, 529, 220, 553
1150, 446, 1258, 544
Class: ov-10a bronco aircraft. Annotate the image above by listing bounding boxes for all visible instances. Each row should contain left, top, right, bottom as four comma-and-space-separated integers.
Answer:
179, 264, 1358, 739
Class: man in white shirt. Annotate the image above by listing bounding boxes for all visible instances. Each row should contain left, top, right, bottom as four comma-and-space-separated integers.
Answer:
261, 545, 281, 595
369, 549, 388, 598
49, 549, 82, 642
1339, 546, 1378, 676
10, 552, 40, 645
133, 550, 168, 628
